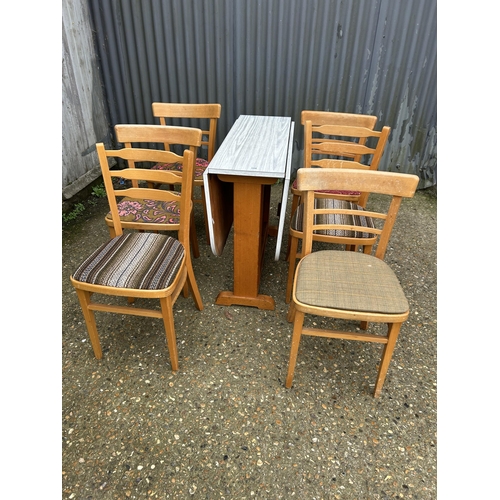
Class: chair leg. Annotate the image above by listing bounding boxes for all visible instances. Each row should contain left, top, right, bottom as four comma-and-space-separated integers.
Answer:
285, 235, 299, 303
285, 309, 305, 388
185, 254, 204, 311
286, 300, 297, 323
107, 225, 116, 238
373, 322, 402, 398
200, 186, 210, 245
75, 289, 103, 359
285, 194, 300, 260
159, 296, 179, 371
190, 210, 200, 259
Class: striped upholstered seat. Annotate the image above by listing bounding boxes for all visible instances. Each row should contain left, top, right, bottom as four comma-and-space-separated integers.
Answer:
72, 232, 185, 291
290, 198, 375, 238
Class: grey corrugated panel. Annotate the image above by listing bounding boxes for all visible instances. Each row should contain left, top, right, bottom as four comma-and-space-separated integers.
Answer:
87, 0, 436, 187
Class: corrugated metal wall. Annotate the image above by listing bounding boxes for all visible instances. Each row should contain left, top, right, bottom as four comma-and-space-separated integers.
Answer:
87, 0, 436, 188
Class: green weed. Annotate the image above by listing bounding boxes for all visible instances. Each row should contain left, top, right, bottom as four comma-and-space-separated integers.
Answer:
63, 202, 86, 223
91, 183, 107, 198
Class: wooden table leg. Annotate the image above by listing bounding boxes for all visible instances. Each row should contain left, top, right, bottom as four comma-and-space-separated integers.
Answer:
215, 177, 276, 310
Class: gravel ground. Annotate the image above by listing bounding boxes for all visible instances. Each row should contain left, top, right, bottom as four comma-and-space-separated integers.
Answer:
62, 182, 437, 499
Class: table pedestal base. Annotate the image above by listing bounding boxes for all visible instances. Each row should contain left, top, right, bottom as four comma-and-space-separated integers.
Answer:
215, 291, 275, 310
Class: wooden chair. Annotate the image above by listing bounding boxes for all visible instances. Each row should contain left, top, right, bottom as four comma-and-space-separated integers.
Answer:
71, 137, 203, 370
104, 124, 203, 259
151, 102, 222, 249
285, 168, 419, 397
285, 118, 391, 303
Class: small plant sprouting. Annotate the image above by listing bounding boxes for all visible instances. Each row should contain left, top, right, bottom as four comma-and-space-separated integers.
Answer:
63, 202, 85, 223
91, 183, 107, 198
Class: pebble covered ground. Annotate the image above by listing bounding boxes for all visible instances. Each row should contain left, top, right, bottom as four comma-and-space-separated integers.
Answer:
62, 182, 437, 499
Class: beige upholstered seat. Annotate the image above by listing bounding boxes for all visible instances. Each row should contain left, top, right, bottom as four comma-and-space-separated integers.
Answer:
294, 251, 408, 313
285, 168, 419, 397
71, 131, 203, 370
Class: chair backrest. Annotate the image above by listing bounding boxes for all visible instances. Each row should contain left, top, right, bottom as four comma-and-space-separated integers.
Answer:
152, 103, 221, 161
296, 168, 419, 260
301, 110, 391, 207
97, 125, 202, 242
301, 110, 378, 163
114, 124, 202, 188
304, 120, 389, 166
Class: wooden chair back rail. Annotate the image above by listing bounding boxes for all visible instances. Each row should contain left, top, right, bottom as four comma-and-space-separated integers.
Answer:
109, 186, 181, 204
115, 124, 202, 148
311, 141, 378, 156
152, 102, 222, 119
296, 168, 418, 197
312, 224, 382, 237
301, 110, 378, 128
314, 123, 383, 138
311, 159, 370, 170
104, 147, 184, 165
313, 207, 387, 221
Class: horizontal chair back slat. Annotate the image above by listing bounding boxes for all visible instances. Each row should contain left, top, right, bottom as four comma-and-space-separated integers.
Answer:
301, 110, 377, 129
152, 103, 221, 120
314, 124, 383, 139
297, 168, 419, 198
115, 124, 202, 149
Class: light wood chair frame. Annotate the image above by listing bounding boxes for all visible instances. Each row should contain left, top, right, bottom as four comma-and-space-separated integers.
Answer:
285, 168, 419, 397
285, 119, 391, 303
152, 102, 222, 250
71, 140, 203, 370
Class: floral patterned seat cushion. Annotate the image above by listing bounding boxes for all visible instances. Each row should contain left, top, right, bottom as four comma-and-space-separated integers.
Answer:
291, 177, 360, 197
152, 158, 209, 180
106, 198, 181, 224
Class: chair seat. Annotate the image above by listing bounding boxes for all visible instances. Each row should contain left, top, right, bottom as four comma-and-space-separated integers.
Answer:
295, 250, 408, 314
152, 158, 209, 180
105, 198, 181, 224
72, 232, 185, 290
295, 250, 409, 314
291, 198, 375, 238
291, 178, 360, 197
